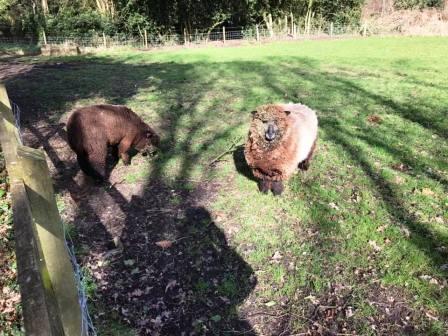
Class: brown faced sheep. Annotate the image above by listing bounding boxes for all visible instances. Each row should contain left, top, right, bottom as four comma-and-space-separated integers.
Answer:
66, 104, 160, 181
244, 103, 318, 195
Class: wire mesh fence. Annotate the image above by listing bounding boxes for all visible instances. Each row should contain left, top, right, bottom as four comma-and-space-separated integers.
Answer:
0, 24, 365, 51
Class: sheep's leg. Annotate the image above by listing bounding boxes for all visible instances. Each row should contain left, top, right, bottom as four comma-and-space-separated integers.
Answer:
87, 144, 108, 182
118, 138, 133, 165
259, 179, 271, 194
77, 155, 96, 178
271, 181, 284, 196
298, 139, 317, 171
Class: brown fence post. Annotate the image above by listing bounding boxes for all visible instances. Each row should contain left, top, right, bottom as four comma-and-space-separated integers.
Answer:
256, 25, 260, 42
222, 26, 226, 43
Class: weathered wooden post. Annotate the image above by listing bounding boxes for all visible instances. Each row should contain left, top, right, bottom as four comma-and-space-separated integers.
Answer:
42, 30, 47, 45
290, 12, 294, 35
17, 146, 83, 336
0, 84, 83, 336
102, 32, 107, 48
222, 26, 226, 43
256, 25, 260, 42
10, 180, 65, 336
144, 29, 148, 48
330, 22, 334, 37
184, 28, 188, 46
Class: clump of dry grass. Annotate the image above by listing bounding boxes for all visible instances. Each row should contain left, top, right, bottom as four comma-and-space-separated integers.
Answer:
363, 8, 448, 35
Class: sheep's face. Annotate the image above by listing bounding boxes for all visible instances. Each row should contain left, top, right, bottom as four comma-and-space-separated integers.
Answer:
135, 127, 160, 155
251, 105, 290, 146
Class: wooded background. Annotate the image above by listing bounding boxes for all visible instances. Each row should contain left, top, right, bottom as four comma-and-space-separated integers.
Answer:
0, 0, 445, 39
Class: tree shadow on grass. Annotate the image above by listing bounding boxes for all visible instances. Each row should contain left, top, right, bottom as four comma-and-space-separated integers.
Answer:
5, 51, 447, 334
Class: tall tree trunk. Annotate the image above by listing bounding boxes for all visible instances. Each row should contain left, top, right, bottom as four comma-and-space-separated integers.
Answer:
262, 13, 274, 37
41, 0, 49, 15
96, 0, 115, 17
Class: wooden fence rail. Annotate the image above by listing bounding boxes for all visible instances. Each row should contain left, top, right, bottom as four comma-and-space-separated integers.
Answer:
0, 83, 83, 336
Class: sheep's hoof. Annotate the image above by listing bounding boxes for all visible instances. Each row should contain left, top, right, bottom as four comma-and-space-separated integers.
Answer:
259, 180, 270, 194
298, 160, 310, 171
271, 181, 284, 196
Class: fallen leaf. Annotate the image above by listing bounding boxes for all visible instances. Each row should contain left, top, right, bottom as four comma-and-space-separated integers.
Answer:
211, 315, 221, 322
367, 114, 382, 124
429, 278, 439, 285
425, 311, 439, 321
329, 202, 339, 210
131, 289, 144, 297
345, 306, 354, 318
155, 240, 173, 249
391, 163, 410, 172
220, 296, 230, 304
123, 259, 135, 266
394, 175, 405, 184
422, 188, 435, 196
368, 240, 382, 252
376, 224, 388, 232
304, 295, 320, 305
271, 251, 283, 262
165, 280, 177, 292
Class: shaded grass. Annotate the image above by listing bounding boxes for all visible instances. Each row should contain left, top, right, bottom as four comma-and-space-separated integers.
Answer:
5, 36, 448, 334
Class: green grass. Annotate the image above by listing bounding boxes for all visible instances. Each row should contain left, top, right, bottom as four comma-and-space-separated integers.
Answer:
6, 36, 448, 333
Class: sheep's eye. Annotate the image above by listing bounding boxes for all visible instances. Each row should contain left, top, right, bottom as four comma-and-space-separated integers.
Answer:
262, 120, 268, 124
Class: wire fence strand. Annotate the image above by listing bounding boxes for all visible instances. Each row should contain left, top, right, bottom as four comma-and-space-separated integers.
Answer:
0, 25, 365, 50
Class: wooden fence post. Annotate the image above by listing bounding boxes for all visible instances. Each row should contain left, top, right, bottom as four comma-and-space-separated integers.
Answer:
103, 32, 107, 48
330, 22, 334, 37
0, 84, 83, 336
222, 26, 226, 43
10, 180, 65, 336
17, 146, 83, 336
256, 25, 260, 41
144, 29, 148, 48
42, 30, 47, 45
184, 28, 188, 46
290, 13, 294, 35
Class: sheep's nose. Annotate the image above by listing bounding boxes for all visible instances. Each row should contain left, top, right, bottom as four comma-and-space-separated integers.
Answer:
265, 125, 276, 141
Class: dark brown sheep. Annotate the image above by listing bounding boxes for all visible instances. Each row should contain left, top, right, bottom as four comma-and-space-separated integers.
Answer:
244, 103, 318, 195
66, 104, 159, 181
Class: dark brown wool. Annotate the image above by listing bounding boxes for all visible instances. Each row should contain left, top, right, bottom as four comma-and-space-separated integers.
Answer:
67, 104, 159, 180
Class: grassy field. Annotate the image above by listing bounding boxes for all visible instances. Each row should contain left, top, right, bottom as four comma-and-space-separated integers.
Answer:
4, 36, 448, 335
